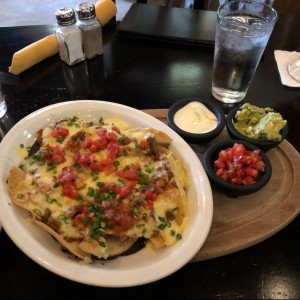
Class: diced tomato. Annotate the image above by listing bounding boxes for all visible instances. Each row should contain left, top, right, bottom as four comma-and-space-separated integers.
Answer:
250, 160, 265, 172
103, 164, 116, 176
93, 137, 108, 150
132, 163, 141, 170
52, 154, 66, 163
115, 163, 141, 180
127, 180, 137, 190
41, 145, 53, 161
143, 184, 162, 209
73, 152, 91, 165
111, 125, 120, 132
145, 200, 154, 210
242, 176, 256, 185
140, 140, 150, 151
73, 152, 80, 162
59, 166, 75, 182
90, 157, 113, 171
51, 127, 69, 138
51, 130, 59, 138
232, 143, 246, 157
106, 132, 118, 142
52, 145, 66, 161
218, 150, 228, 162
145, 189, 156, 201
214, 158, 226, 169
145, 184, 161, 200
115, 169, 139, 181
80, 153, 92, 165
215, 168, 224, 177
226, 147, 234, 162
62, 182, 78, 199
214, 143, 265, 185
42, 144, 66, 163
107, 142, 120, 159
73, 213, 86, 226
215, 167, 229, 181
118, 180, 137, 199
83, 138, 93, 149
119, 186, 130, 198
106, 208, 134, 233
96, 127, 106, 137
239, 155, 253, 165
245, 167, 259, 179
89, 145, 98, 153
231, 176, 243, 185
69, 143, 80, 152
90, 162, 103, 171
73, 212, 93, 226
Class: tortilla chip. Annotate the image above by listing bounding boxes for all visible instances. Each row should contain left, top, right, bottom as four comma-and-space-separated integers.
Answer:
34, 219, 92, 263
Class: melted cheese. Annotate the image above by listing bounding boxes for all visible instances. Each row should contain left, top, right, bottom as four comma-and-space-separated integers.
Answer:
105, 117, 131, 131
8, 116, 189, 261
174, 101, 218, 134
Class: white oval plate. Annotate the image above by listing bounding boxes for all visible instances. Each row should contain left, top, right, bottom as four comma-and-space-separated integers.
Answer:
0, 100, 213, 287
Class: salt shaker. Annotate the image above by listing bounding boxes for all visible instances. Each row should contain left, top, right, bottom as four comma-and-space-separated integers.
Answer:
75, 2, 103, 59
55, 7, 85, 66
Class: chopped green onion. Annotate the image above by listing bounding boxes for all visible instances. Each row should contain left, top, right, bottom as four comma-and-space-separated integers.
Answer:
176, 233, 182, 240
87, 187, 95, 197
57, 214, 69, 224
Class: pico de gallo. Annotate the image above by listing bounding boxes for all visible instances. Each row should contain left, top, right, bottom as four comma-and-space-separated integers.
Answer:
214, 143, 266, 185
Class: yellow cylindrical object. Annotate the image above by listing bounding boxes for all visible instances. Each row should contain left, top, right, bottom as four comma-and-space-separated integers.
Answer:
95, 0, 117, 26
8, 0, 117, 75
9, 34, 59, 75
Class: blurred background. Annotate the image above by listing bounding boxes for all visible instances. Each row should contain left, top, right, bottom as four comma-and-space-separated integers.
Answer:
0, 0, 300, 27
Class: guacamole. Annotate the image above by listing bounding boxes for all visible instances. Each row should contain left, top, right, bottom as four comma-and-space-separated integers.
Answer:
233, 103, 287, 141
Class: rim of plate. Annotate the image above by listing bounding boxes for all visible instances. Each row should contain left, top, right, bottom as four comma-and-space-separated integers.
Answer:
0, 100, 213, 287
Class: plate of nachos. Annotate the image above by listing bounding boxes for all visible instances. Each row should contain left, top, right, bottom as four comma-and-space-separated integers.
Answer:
0, 100, 213, 287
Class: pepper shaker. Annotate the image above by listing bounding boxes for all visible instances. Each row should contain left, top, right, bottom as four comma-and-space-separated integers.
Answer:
76, 2, 103, 59
55, 7, 85, 66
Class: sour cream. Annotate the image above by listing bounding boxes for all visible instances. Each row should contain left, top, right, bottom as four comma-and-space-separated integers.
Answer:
174, 101, 218, 134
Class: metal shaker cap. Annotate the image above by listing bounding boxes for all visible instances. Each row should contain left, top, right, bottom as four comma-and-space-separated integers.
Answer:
55, 7, 77, 26
76, 2, 96, 20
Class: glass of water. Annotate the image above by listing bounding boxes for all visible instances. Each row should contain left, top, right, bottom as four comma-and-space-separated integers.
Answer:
212, 0, 278, 103
219, 0, 275, 6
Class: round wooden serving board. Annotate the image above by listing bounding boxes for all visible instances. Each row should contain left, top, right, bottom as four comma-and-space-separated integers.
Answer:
143, 109, 300, 262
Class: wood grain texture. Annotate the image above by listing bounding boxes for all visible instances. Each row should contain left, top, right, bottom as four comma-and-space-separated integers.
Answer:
143, 109, 300, 262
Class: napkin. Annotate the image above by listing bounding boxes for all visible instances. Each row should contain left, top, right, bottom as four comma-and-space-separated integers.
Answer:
8, 0, 117, 75
95, 0, 117, 26
274, 50, 300, 87
9, 34, 59, 75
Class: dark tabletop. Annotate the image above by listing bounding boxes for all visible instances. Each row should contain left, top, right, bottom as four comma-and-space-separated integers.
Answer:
0, 7, 299, 300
